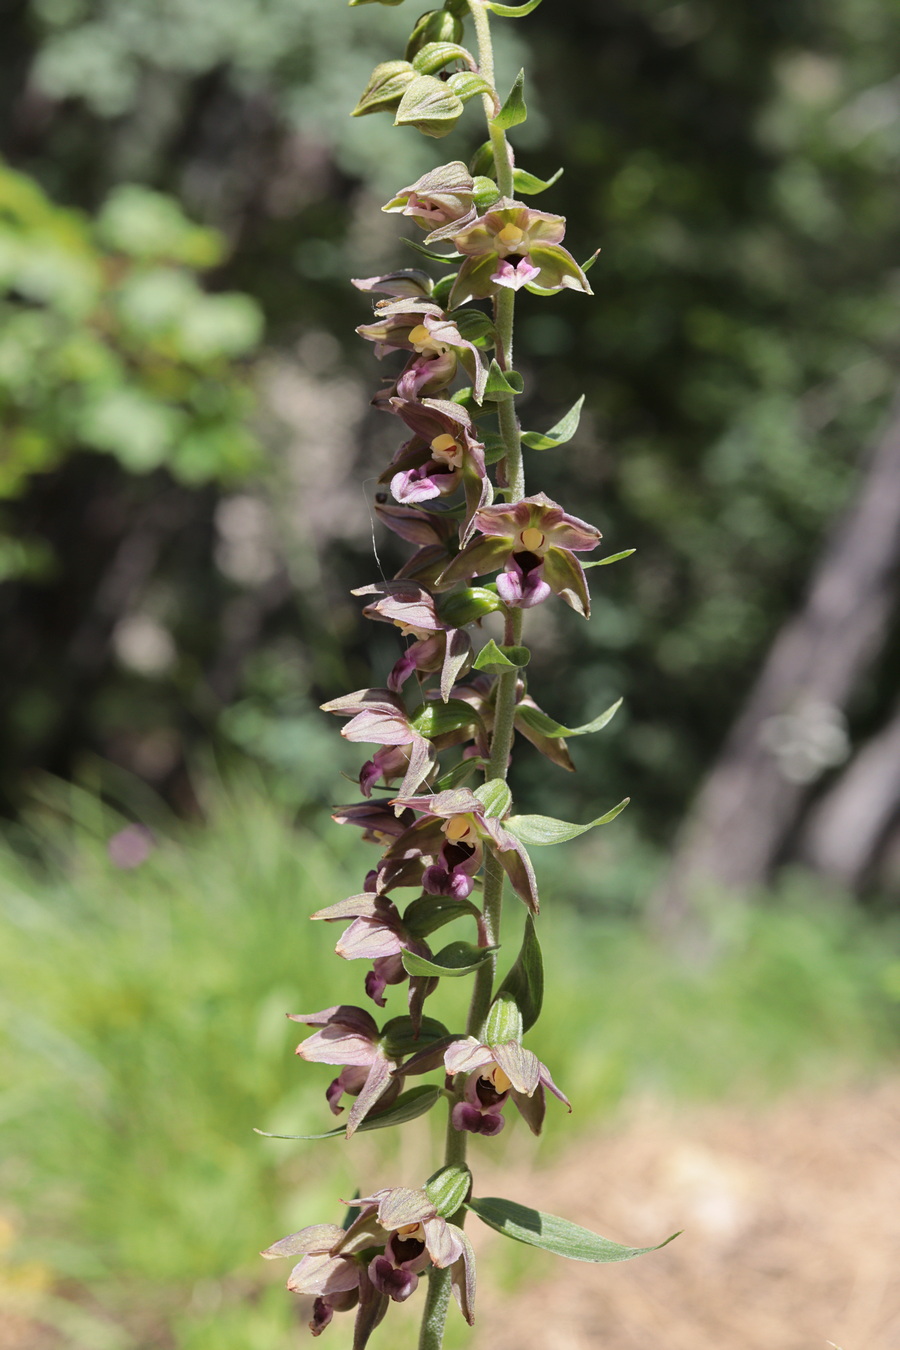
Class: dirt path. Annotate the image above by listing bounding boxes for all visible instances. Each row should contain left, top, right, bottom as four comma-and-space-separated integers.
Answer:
472, 1079, 900, 1350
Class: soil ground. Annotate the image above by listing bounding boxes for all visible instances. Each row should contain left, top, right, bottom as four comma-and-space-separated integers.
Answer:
474, 1078, 900, 1350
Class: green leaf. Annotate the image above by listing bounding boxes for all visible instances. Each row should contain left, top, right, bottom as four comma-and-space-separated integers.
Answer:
483, 359, 525, 400
513, 166, 564, 196
474, 639, 531, 673
425, 1164, 472, 1218
381, 1014, 449, 1058
402, 236, 462, 264
484, 993, 523, 1045
469, 141, 495, 177
493, 69, 527, 130
505, 799, 630, 845
484, 0, 544, 17
516, 697, 622, 740
473, 778, 512, 818
394, 75, 465, 138
254, 1086, 441, 1140
403, 895, 481, 939
434, 758, 486, 791
583, 549, 636, 568
411, 42, 476, 75
402, 941, 498, 979
495, 914, 543, 1033
520, 395, 585, 451
467, 1197, 680, 1262
409, 698, 479, 738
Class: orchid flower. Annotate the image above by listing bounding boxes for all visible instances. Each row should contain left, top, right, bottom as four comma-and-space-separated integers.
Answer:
444, 1036, 570, 1137
262, 1221, 388, 1344
354, 580, 472, 701
384, 397, 491, 539
288, 1005, 405, 1137
320, 687, 435, 798
382, 160, 478, 242
449, 200, 593, 306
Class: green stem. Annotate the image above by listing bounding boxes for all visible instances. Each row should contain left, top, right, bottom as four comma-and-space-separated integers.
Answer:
417, 6, 526, 1349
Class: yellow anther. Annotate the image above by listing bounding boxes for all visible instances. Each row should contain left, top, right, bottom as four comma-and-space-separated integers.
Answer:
445, 815, 473, 843
498, 222, 525, 247
491, 1065, 512, 1094
408, 324, 430, 345
431, 433, 463, 466
397, 1222, 424, 1238
520, 526, 545, 553
432, 433, 459, 453
395, 620, 430, 640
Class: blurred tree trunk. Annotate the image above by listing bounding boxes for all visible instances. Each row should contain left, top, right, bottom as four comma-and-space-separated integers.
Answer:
653, 393, 900, 931
797, 701, 900, 889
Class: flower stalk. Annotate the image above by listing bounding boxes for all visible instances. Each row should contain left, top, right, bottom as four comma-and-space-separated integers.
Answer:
261, 1, 677, 1346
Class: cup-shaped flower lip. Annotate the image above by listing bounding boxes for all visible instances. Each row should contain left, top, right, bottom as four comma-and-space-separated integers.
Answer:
452, 199, 566, 257
473, 492, 601, 553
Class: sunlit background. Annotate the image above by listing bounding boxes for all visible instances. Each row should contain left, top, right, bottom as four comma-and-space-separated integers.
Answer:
2, 0, 900, 1346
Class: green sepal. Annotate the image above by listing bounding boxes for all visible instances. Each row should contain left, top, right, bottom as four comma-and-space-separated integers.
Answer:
411, 42, 477, 75
505, 799, 629, 846
469, 141, 495, 177
402, 941, 498, 978
409, 698, 480, 738
513, 165, 564, 195
254, 1086, 442, 1140
437, 585, 503, 626
467, 1197, 680, 1262
394, 75, 465, 138
403, 894, 482, 938
521, 395, 585, 451
473, 778, 512, 818
493, 69, 527, 130
484, 993, 523, 1046
583, 549, 636, 568
353, 61, 416, 116
402, 237, 462, 263
434, 757, 486, 791
516, 697, 622, 740
425, 1164, 472, 1218
474, 639, 530, 674
381, 1014, 450, 1058
484, 0, 544, 12
405, 10, 465, 59
495, 914, 543, 1033
483, 359, 525, 399
472, 176, 502, 210
447, 71, 499, 108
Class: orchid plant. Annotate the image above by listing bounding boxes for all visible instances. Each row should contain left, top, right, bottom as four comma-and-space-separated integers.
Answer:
261, 2, 675, 1345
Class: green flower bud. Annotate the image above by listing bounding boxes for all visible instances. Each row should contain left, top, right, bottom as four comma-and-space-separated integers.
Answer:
405, 9, 465, 59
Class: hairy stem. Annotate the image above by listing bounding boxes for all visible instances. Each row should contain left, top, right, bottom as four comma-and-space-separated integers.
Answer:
417, 5, 525, 1348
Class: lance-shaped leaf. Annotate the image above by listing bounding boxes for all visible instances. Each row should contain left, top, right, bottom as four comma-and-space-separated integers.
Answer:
483, 359, 525, 399
434, 757, 485, 791
411, 41, 477, 75
516, 697, 623, 740
493, 69, 527, 130
494, 914, 543, 1033
254, 1086, 443, 1140
467, 1197, 680, 1262
353, 61, 417, 116
521, 395, 585, 451
473, 640, 530, 673
403, 236, 463, 263
584, 549, 637, 568
402, 940, 498, 978
473, 778, 512, 819
380, 1013, 451, 1059
485, 0, 544, 13
394, 75, 465, 138
513, 166, 564, 196
408, 698, 481, 739
505, 798, 629, 845
402, 894, 482, 938
447, 71, 501, 112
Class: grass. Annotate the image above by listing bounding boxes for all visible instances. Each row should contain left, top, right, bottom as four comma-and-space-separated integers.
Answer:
1, 772, 898, 1348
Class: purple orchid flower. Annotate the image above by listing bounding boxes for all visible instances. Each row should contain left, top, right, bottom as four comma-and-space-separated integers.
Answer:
438, 491, 602, 618
374, 500, 459, 588
288, 1005, 404, 1138
353, 581, 472, 702
261, 1223, 370, 1338
390, 787, 540, 913
444, 1036, 570, 1137
310, 893, 437, 1027
449, 200, 594, 307
352, 268, 434, 301
382, 160, 478, 242
384, 397, 491, 542
320, 687, 435, 799
336, 1187, 475, 1323
356, 298, 487, 404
